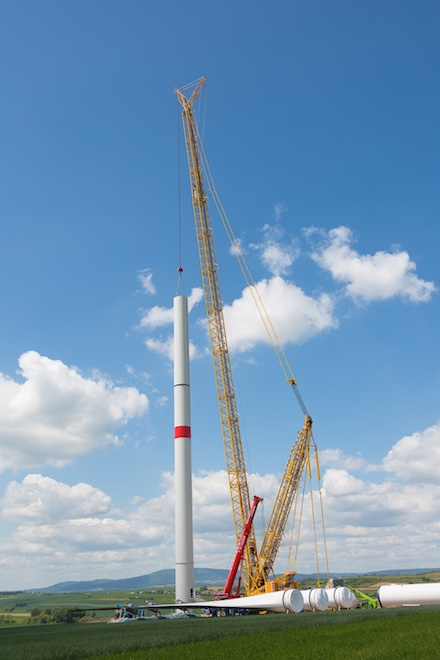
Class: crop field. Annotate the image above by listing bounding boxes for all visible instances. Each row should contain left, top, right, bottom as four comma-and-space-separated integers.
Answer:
0, 590, 164, 614
1, 570, 438, 623
0, 606, 439, 660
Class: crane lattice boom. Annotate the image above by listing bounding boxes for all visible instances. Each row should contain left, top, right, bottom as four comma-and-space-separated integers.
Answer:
250, 417, 313, 593
175, 79, 259, 594
175, 78, 324, 596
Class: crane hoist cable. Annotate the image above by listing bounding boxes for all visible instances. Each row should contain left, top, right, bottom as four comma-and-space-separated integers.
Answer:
199, 141, 310, 417
280, 441, 330, 589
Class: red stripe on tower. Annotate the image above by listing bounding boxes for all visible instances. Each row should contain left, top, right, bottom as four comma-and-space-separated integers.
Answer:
174, 425, 191, 439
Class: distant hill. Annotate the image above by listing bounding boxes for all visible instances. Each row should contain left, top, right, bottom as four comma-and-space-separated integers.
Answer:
364, 568, 440, 577
30, 567, 440, 593
32, 568, 230, 593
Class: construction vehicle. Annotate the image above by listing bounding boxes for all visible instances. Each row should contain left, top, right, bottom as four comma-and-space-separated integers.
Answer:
216, 495, 263, 599
347, 586, 379, 609
175, 78, 323, 596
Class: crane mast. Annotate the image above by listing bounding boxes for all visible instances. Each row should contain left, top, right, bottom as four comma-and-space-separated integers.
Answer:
175, 78, 259, 594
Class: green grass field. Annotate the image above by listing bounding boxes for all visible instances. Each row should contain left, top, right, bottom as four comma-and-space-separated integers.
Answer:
1, 575, 440, 659
0, 606, 439, 660
0, 590, 157, 614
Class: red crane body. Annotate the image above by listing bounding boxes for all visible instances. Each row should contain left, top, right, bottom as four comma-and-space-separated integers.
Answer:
217, 496, 263, 599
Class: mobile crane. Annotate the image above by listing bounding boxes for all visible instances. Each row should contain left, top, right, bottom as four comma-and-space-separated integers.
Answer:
175, 78, 321, 596
216, 495, 263, 599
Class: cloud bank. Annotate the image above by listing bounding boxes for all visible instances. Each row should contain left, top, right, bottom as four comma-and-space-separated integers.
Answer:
1, 420, 439, 589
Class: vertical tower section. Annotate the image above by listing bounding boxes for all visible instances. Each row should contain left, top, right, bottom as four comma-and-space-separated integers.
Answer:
174, 295, 195, 604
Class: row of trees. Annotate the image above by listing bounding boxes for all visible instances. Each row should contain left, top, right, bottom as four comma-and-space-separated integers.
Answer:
27, 608, 95, 624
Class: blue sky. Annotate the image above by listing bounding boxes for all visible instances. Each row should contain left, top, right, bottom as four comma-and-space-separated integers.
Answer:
0, 0, 439, 590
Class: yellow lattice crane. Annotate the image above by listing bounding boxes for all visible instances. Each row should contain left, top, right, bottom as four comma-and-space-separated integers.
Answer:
175, 78, 259, 595
175, 78, 325, 596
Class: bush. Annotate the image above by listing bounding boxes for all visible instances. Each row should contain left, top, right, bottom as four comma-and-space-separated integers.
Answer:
0, 614, 15, 625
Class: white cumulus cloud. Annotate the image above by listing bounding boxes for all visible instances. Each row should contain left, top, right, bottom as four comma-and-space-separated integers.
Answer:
145, 336, 200, 361
224, 276, 338, 352
311, 226, 436, 303
1, 474, 111, 522
319, 448, 367, 471
138, 268, 156, 295
323, 466, 440, 528
141, 287, 204, 360
252, 222, 298, 276
140, 287, 203, 329
0, 351, 148, 472
382, 421, 440, 483
1, 419, 440, 590
139, 304, 174, 329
